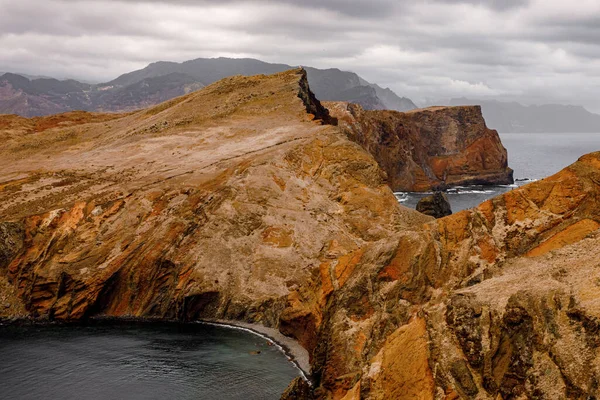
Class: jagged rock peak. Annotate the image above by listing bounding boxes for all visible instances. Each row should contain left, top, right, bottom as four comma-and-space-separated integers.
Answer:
138, 67, 335, 126
295, 68, 336, 125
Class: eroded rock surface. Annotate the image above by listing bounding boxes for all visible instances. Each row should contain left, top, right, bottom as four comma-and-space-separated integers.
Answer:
1, 69, 599, 400
0, 69, 434, 329
280, 152, 600, 399
326, 102, 514, 192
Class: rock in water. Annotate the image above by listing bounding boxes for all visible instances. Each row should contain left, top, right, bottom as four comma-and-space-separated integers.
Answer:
416, 192, 452, 218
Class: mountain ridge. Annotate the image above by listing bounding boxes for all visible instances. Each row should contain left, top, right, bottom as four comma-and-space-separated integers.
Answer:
1, 68, 599, 399
0, 57, 417, 117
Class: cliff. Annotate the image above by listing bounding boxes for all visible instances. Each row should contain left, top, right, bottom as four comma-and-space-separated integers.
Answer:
327, 102, 514, 191
280, 152, 600, 399
1, 69, 599, 399
0, 69, 430, 326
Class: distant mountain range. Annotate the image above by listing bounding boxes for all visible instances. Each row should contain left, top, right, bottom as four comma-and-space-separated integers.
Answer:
449, 98, 600, 133
0, 58, 417, 117
0, 71, 52, 80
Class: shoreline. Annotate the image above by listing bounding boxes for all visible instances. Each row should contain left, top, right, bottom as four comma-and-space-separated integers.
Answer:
0, 315, 312, 384
198, 319, 312, 383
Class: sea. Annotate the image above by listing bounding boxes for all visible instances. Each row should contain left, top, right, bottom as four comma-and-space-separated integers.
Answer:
396, 133, 600, 212
0, 323, 300, 400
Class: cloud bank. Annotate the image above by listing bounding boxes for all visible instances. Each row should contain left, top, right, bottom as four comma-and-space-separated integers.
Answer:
1, 0, 599, 111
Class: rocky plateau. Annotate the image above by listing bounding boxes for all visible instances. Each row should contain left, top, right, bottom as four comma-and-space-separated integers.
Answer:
1, 69, 599, 399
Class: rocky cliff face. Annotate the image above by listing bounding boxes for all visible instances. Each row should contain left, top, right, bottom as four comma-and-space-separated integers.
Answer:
1, 69, 599, 400
0, 69, 430, 327
327, 102, 514, 191
280, 152, 600, 399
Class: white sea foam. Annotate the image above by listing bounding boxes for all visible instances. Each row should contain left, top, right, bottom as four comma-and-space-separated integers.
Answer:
453, 190, 495, 194
515, 178, 538, 182
394, 191, 434, 195
445, 187, 496, 194
393, 192, 409, 202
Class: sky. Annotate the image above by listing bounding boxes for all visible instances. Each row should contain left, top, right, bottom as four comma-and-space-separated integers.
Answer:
1, 0, 600, 111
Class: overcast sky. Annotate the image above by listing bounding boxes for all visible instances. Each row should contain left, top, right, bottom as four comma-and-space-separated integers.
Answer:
1, 0, 599, 111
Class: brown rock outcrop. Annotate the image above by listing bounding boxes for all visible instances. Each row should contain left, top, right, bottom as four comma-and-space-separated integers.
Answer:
326, 102, 514, 191
0, 69, 430, 327
416, 192, 452, 218
281, 152, 600, 399
2, 68, 599, 400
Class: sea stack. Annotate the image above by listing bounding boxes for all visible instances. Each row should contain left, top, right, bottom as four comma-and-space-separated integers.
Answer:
416, 192, 452, 218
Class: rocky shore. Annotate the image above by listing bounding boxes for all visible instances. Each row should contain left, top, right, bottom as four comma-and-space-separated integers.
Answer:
1, 68, 598, 399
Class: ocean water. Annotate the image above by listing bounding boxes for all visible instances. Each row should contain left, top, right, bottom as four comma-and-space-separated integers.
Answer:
0, 323, 300, 400
397, 133, 600, 212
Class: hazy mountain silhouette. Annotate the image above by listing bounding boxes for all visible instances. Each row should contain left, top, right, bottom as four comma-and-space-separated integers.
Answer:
103, 58, 417, 112
449, 98, 600, 133
0, 58, 416, 117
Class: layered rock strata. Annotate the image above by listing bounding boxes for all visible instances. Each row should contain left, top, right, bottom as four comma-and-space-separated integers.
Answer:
281, 152, 600, 399
326, 102, 514, 191
1, 69, 599, 400
0, 69, 430, 326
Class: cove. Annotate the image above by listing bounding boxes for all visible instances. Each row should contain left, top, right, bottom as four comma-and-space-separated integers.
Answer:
0, 322, 300, 400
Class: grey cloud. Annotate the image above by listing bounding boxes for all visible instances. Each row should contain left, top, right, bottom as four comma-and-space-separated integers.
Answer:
434, 0, 530, 11
1, 0, 600, 112
97, 0, 400, 18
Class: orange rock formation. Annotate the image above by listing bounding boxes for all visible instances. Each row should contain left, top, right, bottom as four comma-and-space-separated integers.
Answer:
1, 69, 598, 399
281, 151, 600, 399
327, 102, 514, 191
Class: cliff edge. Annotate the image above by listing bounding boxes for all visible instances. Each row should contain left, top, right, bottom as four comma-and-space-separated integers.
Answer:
327, 102, 514, 191
1, 69, 598, 399
0, 69, 429, 327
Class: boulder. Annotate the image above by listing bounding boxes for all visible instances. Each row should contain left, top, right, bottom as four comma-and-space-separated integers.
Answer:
416, 192, 452, 218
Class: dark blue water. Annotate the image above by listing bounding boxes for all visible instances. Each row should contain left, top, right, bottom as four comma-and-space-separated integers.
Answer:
0, 323, 300, 400
398, 133, 600, 212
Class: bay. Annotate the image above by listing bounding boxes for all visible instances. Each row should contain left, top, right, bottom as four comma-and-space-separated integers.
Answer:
397, 133, 600, 212
0, 323, 300, 400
